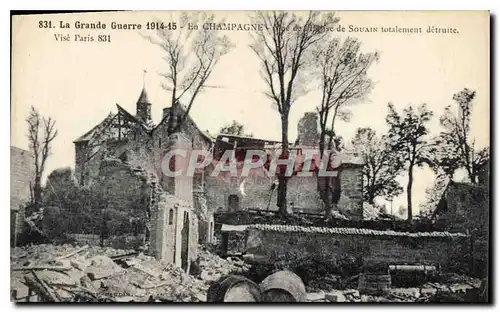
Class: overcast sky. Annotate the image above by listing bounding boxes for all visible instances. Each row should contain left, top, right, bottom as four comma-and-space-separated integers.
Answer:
11, 11, 489, 214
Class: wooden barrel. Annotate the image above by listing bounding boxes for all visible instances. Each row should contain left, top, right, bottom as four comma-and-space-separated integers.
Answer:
259, 270, 306, 302
207, 275, 262, 302
358, 273, 391, 295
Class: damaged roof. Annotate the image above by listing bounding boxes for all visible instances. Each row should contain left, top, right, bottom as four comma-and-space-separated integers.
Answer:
247, 223, 467, 238
74, 104, 152, 143
156, 105, 214, 143
215, 135, 364, 166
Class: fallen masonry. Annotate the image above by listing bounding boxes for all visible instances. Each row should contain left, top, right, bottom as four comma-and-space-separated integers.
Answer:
11, 244, 249, 302
11, 243, 487, 303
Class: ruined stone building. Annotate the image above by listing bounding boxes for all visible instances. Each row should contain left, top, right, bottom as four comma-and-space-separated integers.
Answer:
207, 130, 364, 219
73, 84, 365, 264
434, 159, 490, 233
433, 160, 490, 277
73, 86, 211, 271
10, 146, 35, 246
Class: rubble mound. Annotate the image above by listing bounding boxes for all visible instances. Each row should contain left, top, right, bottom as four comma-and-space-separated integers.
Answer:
11, 244, 487, 303
197, 245, 251, 282
11, 243, 241, 302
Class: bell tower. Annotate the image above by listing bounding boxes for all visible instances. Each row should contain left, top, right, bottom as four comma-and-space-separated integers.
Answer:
136, 70, 152, 123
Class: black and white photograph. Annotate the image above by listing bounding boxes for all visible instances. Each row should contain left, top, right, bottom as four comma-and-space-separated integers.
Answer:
10, 10, 490, 303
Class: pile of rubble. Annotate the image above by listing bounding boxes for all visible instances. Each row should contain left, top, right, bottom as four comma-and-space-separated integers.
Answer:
197, 246, 251, 282
11, 243, 486, 303
11, 243, 244, 303
305, 275, 485, 303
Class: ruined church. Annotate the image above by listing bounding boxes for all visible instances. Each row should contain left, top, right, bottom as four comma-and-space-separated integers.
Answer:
73, 84, 365, 267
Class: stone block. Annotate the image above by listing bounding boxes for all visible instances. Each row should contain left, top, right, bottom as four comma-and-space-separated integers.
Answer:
86, 255, 122, 280
307, 291, 325, 301
325, 290, 346, 302
343, 289, 360, 298
420, 287, 438, 296
37, 270, 78, 286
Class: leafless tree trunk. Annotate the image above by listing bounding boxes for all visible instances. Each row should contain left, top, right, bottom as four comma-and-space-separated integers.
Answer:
26, 106, 58, 212
313, 37, 379, 218
250, 11, 338, 216
143, 13, 233, 135
431, 88, 490, 184
407, 161, 414, 222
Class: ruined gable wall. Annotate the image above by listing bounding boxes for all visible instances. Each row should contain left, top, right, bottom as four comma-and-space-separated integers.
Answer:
75, 128, 155, 186
96, 158, 152, 247
151, 117, 212, 195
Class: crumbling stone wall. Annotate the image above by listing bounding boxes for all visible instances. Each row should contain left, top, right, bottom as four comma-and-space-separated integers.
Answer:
441, 183, 489, 233
75, 130, 155, 187
153, 132, 196, 205
205, 165, 364, 217
337, 164, 364, 219
439, 182, 489, 277
477, 161, 489, 186
149, 194, 198, 266
94, 158, 153, 247
10, 147, 35, 245
198, 213, 215, 244
99, 158, 152, 216
246, 228, 470, 273
204, 167, 323, 213
91, 158, 199, 267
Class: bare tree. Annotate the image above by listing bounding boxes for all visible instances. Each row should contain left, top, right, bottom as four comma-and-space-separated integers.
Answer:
429, 88, 489, 183
26, 106, 58, 212
249, 11, 338, 215
314, 37, 378, 155
313, 37, 378, 217
143, 13, 233, 134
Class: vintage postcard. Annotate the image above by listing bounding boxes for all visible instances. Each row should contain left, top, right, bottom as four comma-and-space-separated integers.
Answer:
10, 10, 490, 303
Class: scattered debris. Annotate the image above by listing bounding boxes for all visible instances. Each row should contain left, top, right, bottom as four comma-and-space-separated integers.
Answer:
11, 243, 486, 303
12, 265, 72, 272
11, 244, 219, 302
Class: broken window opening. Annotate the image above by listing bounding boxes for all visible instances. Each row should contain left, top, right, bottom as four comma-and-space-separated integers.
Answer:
168, 209, 174, 225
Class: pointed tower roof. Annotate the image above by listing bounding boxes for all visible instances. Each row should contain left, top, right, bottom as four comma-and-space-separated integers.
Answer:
137, 87, 151, 104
